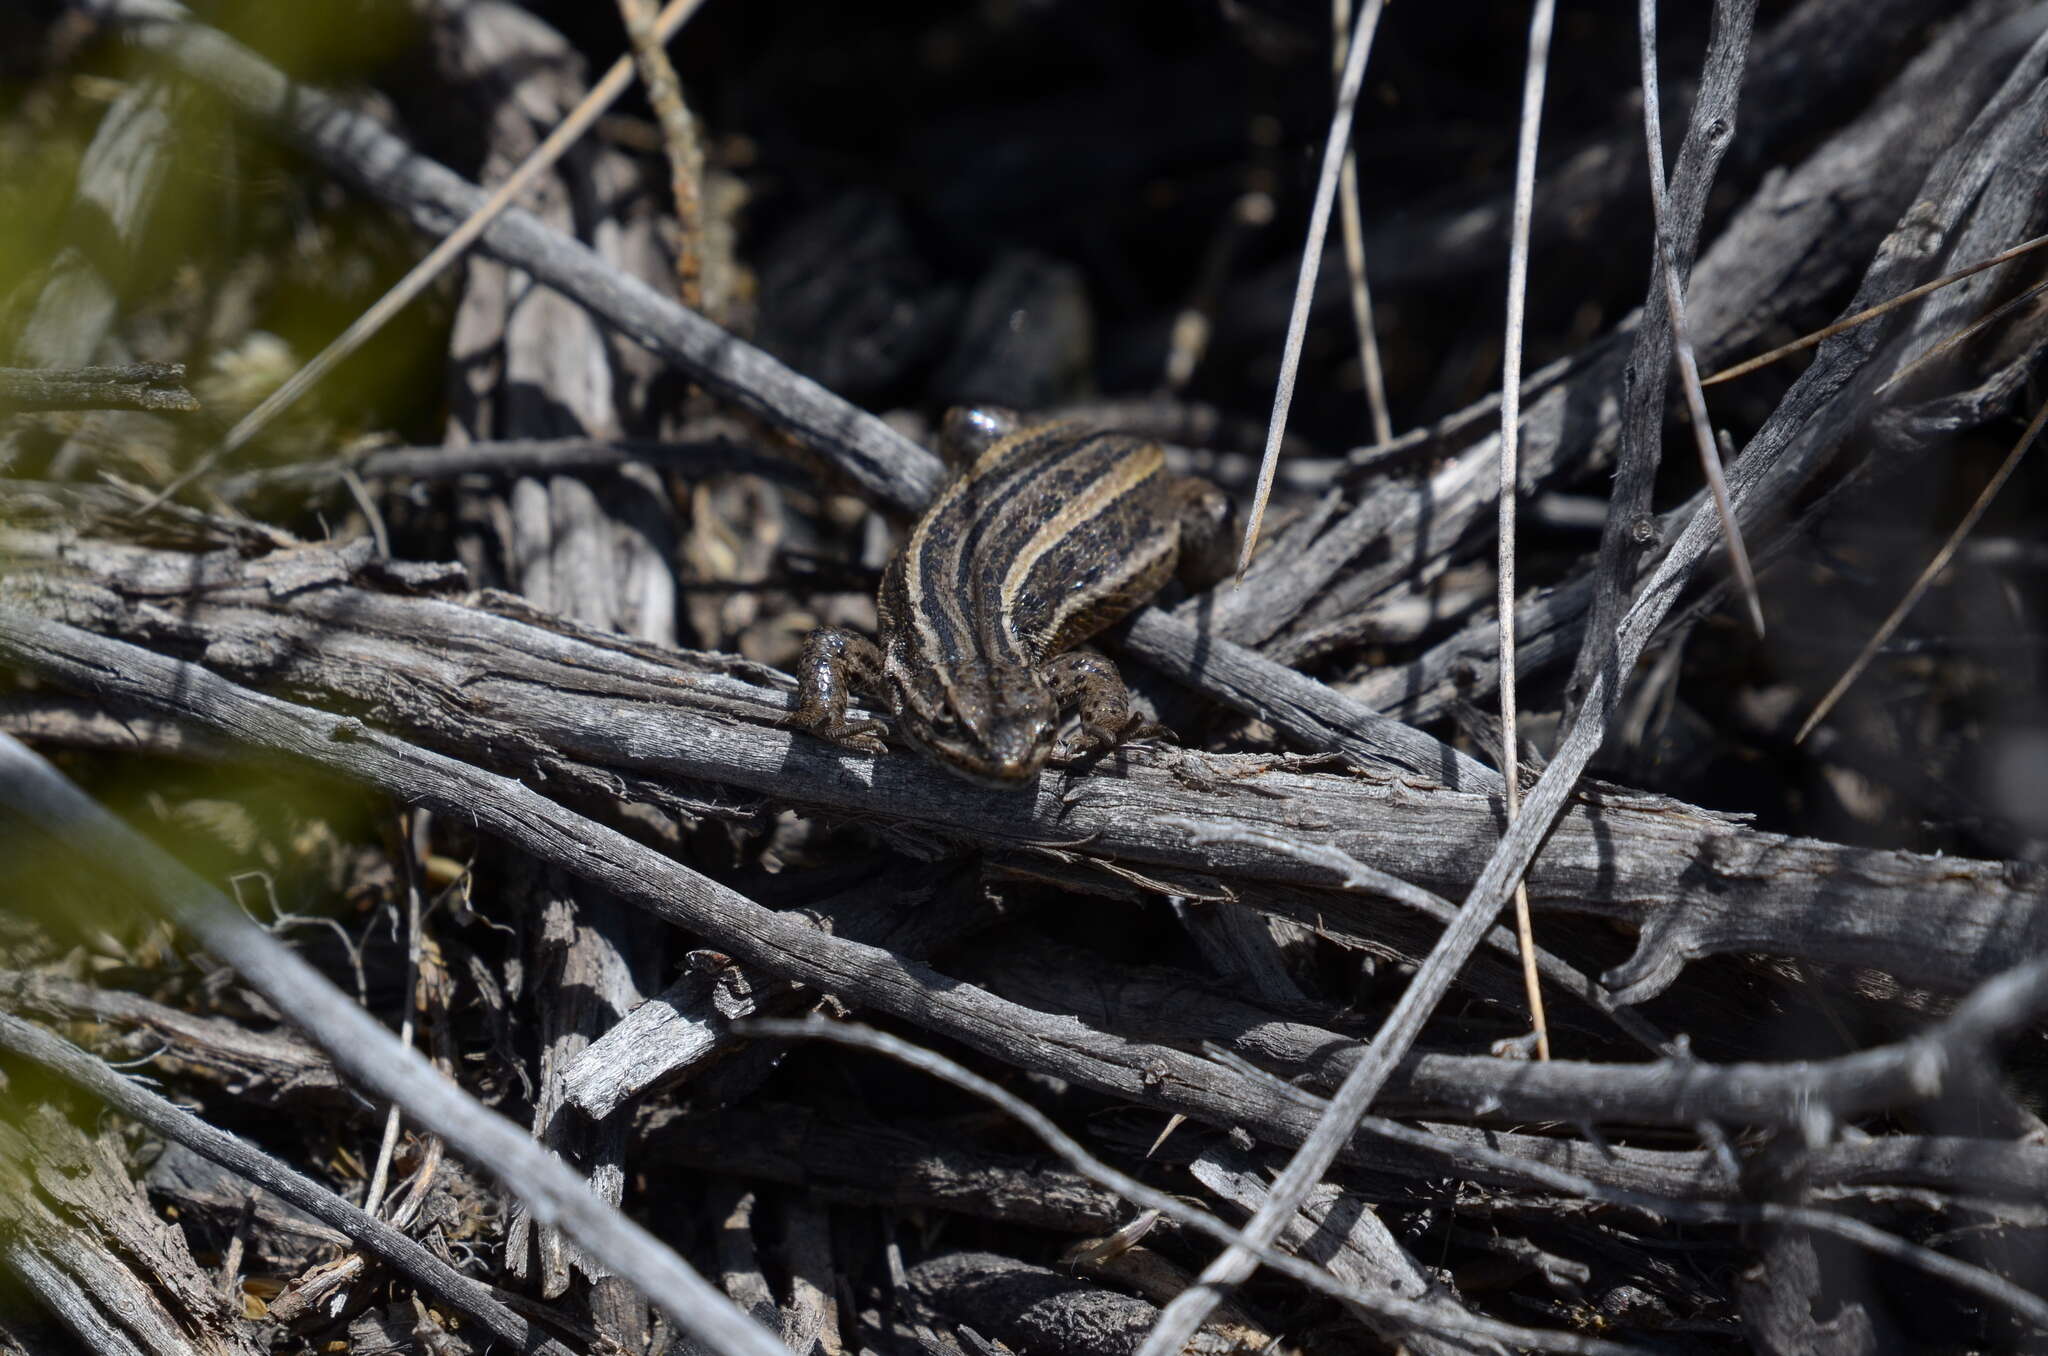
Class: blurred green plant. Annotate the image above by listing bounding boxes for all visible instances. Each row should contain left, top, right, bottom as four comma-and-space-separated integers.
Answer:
0, 753, 385, 973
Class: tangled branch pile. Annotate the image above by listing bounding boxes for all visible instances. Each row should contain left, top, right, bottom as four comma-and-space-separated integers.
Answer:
4, 1, 2048, 1353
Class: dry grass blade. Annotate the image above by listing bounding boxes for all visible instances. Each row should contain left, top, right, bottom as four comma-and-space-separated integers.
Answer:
1701, 226, 2048, 387
131, 0, 711, 514
1163, 191, 1275, 391
1638, 0, 1764, 636
1796, 397, 2048, 743
1874, 273, 2048, 398
1497, 0, 1560, 1064
1334, 0, 1393, 447
1665, 267, 1764, 632
1234, 0, 1387, 579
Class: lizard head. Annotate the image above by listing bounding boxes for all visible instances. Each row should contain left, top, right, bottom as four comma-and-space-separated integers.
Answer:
894, 656, 1058, 787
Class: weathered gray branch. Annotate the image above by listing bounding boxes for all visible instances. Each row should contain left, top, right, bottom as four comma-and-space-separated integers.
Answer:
1566, 0, 1759, 718
217, 428, 799, 501
0, 363, 197, 413
1191, 1143, 1502, 1356
86, 0, 941, 512
0, 613, 1702, 1202
0, 731, 791, 1356
0, 1012, 579, 1356
0, 1101, 259, 1356
6, 612, 2046, 1162
4, 534, 2039, 997
0, 968, 340, 1106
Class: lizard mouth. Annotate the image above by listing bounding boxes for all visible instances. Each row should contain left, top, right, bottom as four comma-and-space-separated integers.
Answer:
897, 727, 1048, 789
927, 749, 1047, 790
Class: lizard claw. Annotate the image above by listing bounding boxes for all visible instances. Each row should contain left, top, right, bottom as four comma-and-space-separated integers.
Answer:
1122, 719, 1176, 746
834, 724, 888, 756
791, 712, 888, 756
1051, 718, 1134, 766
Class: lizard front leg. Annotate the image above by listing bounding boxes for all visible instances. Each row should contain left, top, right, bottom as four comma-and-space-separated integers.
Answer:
793, 627, 888, 754
1043, 649, 1160, 763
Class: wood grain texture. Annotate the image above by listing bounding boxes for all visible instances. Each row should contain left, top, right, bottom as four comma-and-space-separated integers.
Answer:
4, 534, 2039, 998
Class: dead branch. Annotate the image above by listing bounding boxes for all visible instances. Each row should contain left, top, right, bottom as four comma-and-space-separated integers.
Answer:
4, 537, 2038, 997
0, 1012, 579, 1356
0, 968, 340, 1106
7, 613, 2047, 1169
216, 426, 794, 501
86, 0, 940, 512
1567, 0, 1760, 718
0, 1101, 260, 1356
0, 614, 1756, 1204
0, 363, 196, 413
0, 732, 795, 1356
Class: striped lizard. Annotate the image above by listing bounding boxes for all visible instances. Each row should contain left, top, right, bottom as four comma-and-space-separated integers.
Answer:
794, 407, 1233, 786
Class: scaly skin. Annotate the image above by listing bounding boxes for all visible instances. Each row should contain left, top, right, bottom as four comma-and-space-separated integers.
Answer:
793, 410, 1232, 786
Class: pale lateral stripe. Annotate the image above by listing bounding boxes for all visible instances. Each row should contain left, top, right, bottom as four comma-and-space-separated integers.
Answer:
949, 426, 1088, 597
997, 443, 1163, 621
900, 425, 1036, 640
899, 481, 961, 635
1035, 529, 1173, 653
904, 425, 1086, 681
901, 497, 970, 681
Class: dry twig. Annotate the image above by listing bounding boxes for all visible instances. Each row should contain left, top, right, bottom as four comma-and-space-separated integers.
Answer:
615, 0, 707, 311
1333, 0, 1392, 447
1636, 0, 1765, 636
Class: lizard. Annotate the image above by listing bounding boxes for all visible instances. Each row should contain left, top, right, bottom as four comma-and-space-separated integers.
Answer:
793, 406, 1234, 786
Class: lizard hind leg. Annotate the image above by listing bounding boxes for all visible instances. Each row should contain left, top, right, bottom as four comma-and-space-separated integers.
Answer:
793, 627, 889, 754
